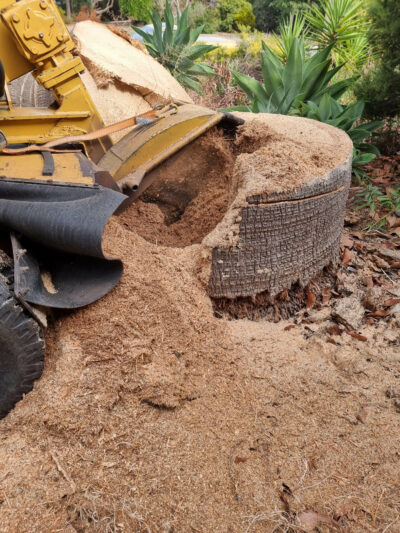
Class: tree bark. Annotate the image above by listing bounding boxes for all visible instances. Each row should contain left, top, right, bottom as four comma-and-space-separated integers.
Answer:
209, 156, 352, 301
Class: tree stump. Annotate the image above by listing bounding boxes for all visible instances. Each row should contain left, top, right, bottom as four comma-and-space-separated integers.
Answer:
204, 113, 353, 314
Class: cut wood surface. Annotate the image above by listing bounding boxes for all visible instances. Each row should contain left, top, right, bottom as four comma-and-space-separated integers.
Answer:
73, 21, 192, 106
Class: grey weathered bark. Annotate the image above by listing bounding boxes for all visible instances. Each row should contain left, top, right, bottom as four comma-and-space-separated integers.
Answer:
208, 156, 352, 300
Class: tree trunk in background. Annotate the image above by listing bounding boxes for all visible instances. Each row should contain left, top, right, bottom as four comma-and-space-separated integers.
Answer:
65, 0, 72, 19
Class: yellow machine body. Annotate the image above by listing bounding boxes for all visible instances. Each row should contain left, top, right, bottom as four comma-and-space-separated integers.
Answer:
0, 0, 223, 189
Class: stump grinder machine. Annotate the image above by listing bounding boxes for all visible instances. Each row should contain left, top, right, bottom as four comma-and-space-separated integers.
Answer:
0, 0, 240, 417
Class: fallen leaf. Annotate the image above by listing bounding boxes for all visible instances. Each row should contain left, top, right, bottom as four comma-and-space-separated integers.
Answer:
378, 248, 400, 262
234, 457, 247, 464
306, 286, 316, 311
383, 298, 400, 307
351, 231, 364, 240
390, 227, 400, 237
321, 287, 332, 304
344, 330, 367, 342
387, 216, 400, 228
342, 248, 355, 266
367, 309, 392, 317
372, 255, 391, 269
341, 236, 354, 248
297, 511, 333, 531
284, 324, 295, 331
326, 337, 337, 345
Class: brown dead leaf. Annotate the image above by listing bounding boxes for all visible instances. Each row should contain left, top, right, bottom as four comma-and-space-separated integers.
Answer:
284, 325, 295, 331
372, 255, 391, 269
378, 248, 400, 262
342, 248, 355, 266
367, 309, 392, 317
297, 511, 334, 531
387, 216, 400, 228
234, 456, 247, 464
321, 287, 332, 304
344, 330, 367, 342
306, 286, 316, 311
341, 236, 354, 248
326, 337, 337, 345
390, 227, 400, 238
351, 231, 364, 240
383, 298, 400, 307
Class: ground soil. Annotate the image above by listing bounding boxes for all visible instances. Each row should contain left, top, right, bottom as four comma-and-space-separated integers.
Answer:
0, 131, 399, 532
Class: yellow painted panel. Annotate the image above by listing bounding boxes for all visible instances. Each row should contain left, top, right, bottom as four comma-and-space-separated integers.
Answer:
0, 152, 93, 184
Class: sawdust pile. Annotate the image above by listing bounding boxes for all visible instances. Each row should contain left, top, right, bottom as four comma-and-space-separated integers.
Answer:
0, 114, 398, 531
0, 216, 399, 532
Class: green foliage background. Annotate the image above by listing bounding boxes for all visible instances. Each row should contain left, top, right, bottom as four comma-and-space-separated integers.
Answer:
355, 0, 400, 119
120, 0, 152, 22
252, 0, 312, 32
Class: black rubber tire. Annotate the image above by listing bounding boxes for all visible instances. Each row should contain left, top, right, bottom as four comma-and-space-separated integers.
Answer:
0, 255, 44, 419
0, 59, 5, 99
8, 72, 55, 108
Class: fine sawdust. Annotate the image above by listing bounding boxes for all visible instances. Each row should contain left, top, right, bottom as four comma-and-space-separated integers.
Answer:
118, 128, 235, 247
119, 115, 352, 251
0, 113, 397, 531
0, 215, 399, 532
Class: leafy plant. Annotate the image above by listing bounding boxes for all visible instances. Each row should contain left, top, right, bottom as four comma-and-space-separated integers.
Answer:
252, 0, 312, 33
355, 183, 400, 228
303, 94, 384, 177
355, 0, 400, 120
270, 14, 309, 62
133, 1, 217, 93
225, 38, 353, 114
188, 1, 220, 34
120, 0, 152, 22
304, 0, 370, 70
216, 0, 255, 32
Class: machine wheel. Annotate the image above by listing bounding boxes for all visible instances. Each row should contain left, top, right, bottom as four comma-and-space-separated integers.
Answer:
0, 253, 44, 419
8, 72, 55, 108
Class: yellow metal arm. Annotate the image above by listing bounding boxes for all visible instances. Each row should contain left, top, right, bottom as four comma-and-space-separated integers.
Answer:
0, 0, 110, 161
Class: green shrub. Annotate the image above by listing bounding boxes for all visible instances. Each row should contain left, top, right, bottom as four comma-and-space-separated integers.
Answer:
120, 0, 152, 22
252, 0, 311, 33
355, 0, 400, 120
133, 1, 217, 93
216, 0, 255, 32
188, 1, 221, 34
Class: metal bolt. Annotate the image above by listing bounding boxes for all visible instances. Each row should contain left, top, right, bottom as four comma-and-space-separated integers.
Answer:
40, 0, 47, 8
12, 14, 19, 22
39, 32, 44, 39
56, 34, 64, 42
